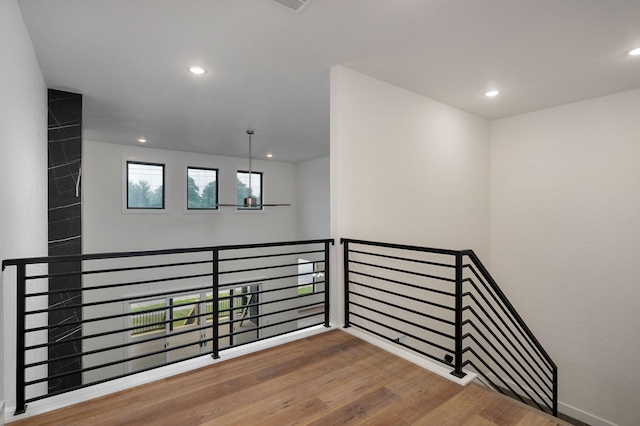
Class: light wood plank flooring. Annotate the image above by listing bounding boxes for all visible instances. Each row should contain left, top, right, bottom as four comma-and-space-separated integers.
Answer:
9, 330, 570, 426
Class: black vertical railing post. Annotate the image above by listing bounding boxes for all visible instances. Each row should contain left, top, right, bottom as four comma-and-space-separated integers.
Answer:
323, 241, 331, 327
211, 249, 220, 359
15, 263, 27, 415
451, 252, 466, 378
553, 366, 558, 416
342, 239, 350, 328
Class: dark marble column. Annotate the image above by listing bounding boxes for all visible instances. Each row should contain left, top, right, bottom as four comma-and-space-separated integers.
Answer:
48, 89, 82, 392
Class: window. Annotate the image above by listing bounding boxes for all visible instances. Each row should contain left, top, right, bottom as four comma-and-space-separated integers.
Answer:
298, 260, 324, 295
236, 171, 262, 209
187, 167, 218, 209
127, 161, 164, 209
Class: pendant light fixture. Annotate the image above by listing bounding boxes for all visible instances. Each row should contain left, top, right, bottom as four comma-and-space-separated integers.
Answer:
216, 130, 291, 208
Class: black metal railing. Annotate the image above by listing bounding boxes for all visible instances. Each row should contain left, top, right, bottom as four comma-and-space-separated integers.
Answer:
2, 238, 333, 415
341, 238, 558, 416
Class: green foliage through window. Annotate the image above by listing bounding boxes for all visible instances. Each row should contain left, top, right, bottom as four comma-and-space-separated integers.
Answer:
187, 167, 218, 209
127, 162, 164, 209
237, 171, 262, 209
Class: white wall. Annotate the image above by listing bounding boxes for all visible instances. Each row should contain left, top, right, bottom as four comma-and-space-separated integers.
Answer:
330, 66, 491, 326
331, 66, 490, 256
491, 89, 640, 426
83, 140, 297, 252
0, 0, 48, 419
295, 156, 330, 240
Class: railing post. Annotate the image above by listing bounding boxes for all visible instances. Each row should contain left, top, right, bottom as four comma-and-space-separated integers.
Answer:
15, 263, 27, 415
451, 252, 466, 378
323, 240, 331, 327
211, 248, 220, 359
553, 366, 558, 416
342, 239, 350, 328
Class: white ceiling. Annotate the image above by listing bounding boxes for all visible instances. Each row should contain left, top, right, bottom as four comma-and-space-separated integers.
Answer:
18, 0, 640, 162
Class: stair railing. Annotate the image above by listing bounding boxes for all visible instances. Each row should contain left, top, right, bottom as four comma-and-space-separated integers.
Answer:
341, 238, 557, 416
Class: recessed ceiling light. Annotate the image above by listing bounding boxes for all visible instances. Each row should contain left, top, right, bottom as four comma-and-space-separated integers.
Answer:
267, 154, 273, 158
188, 65, 206, 75
138, 138, 147, 143
627, 47, 640, 56
485, 90, 500, 97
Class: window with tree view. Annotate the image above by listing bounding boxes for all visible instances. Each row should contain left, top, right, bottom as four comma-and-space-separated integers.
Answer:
187, 167, 218, 209
237, 171, 262, 209
127, 161, 164, 209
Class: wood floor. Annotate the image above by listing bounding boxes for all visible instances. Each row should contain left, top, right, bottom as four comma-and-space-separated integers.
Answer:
9, 330, 569, 426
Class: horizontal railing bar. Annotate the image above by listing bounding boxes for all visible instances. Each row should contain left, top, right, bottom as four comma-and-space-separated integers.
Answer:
24, 259, 212, 281
350, 270, 455, 298
27, 284, 216, 315
217, 282, 325, 305
31, 299, 325, 366
27, 309, 216, 347
347, 321, 453, 365
27, 321, 204, 369
465, 270, 553, 373
347, 249, 456, 269
218, 310, 315, 341
27, 333, 211, 386
350, 279, 454, 313
463, 307, 553, 390
218, 292, 322, 317
349, 311, 453, 355
29, 272, 214, 301
349, 299, 454, 340
220, 249, 324, 263
3, 239, 334, 269
463, 336, 548, 412
462, 251, 556, 369
462, 349, 536, 409
219, 261, 307, 276
349, 287, 455, 325
30, 289, 298, 343
221, 301, 324, 328
20, 281, 318, 332
464, 265, 550, 366
463, 320, 552, 397
216, 238, 334, 252
341, 238, 460, 256
219, 320, 325, 352
217, 282, 326, 303
349, 259, 456, 283
463, 287, 553, 380
211, 271, 305, 289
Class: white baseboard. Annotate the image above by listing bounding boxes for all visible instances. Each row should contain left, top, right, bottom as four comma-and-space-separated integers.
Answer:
5, 325, 333, 422
557, 402, 617, 426
343, 327, 477, 386
481, 373, 617, 426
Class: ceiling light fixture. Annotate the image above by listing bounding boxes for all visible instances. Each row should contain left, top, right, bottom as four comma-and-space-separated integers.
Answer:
188, 65, 206, 75
138, 138, 147, 143
627, 47, 640, 56
485, 90, 500, 97
216, 131, 290, 208
267, 154, 273, 158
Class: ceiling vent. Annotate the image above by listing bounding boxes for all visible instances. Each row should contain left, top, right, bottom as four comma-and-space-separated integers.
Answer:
265, 0, 312, 13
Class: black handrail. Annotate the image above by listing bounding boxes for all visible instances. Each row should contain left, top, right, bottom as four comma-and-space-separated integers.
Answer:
341, 238, 558, 417
3, 238, 334, 415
